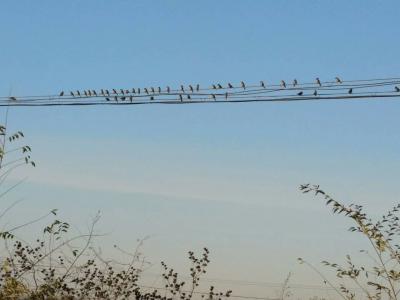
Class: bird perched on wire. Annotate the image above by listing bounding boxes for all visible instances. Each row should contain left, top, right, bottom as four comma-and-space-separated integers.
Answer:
211, 94, 216, 100
348, 88, 353, 94
281, 80, 286, 88
196, 84, 200, 91
150, 96, 154, 101
217, 84, 223, 89
93, 90, 97, 96
180, 85, 185, 92
151, 87, 155, 94
260, 81, 266, 88
120, 96, 126, 101
120, 89, 125, 95
225, 92, 228, 100
166, 86, 170, 93
187, 95, 191, 100
70, 91, 75, 97
9, 96, 17, 101
189, 85, 194, 93
158, 87, 161, 94
114, 96, 118, 102
125, 89, 130, 94
105, 90, 110, 96
129, 96, 133, 102
316, 78, 321, 86
112, 89, 117, 94
77, 91, 81, 96
131, 88, 136, 94
395, 86, 400, 92
293, 79, 298, 87
212, 84, 217, 89
105, 97, 110, 101
59, 91, 64, 96
335, 77, 342, 84
137, 88, 141, 94
241, 81, 246, 90
297, 91, 303, 96
179, 94, 183, 102
144, 88, 149, 95
313, 90, 318, 96
228, 83, 233, 88
101, 89, 105, 95
87, 90, 91, 96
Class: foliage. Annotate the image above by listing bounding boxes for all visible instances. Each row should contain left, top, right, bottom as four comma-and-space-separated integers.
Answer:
299, 184, 400, 300
0, 123, 232, 299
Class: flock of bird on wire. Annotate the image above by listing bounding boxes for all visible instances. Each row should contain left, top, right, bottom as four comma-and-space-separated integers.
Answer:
1, 77, 400, 106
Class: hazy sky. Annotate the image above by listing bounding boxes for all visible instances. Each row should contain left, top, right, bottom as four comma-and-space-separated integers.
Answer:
1, 1, 400, 298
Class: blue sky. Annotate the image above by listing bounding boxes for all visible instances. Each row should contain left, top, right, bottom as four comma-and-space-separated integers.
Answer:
1, 1, 400, 297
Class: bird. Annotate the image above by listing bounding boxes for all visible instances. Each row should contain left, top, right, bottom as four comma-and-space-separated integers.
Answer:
297, 91, 303, 96
217, 84, 223, 89
225, 92, 228, 100
335, 77, 342, 84
211, 94, 216, 100
59, 91, 64, 96
105, 97, 110, 101
129, 96, 133, 102
150, 96, 154, 100
77, 91, 81, 96
180, 85, 185, 92
114, 96, 118, 102
189, 85, 194, 92
84, 91, 88, 97
316, 78, 321, 86
132, 88, 136, 94
120, 96, 126, 101
313, 90, 318, 96
158, 87, 161, 93
281, 80, 286, 88
212, 84, 217, 89
137, 88, 141, 94
179, 94, 183, 102
260, 81, 265, 88
348, 88, 353, 94
70, 91, 75, 97
87, 90, 91, 96
150, 87, 155, 94
120, 89, 125, 95
9, 96, 17, 101
241, 81, 246, 89
101, 89, 105, 96
187, 95, 191, 100
105, 90, 110, 96
293, 79, 298, 87
196, 84, 200, 91
395, 86, 400, 92
144, 88, 149, 94
228, 83, 233, 88
112, 89, 117, 94
166, 86, 171, 93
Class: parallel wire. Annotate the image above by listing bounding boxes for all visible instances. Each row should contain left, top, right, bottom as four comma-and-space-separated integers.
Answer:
0, 77, 399, 107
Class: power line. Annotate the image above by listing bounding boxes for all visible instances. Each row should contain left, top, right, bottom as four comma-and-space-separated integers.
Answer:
0, 77, 399, 107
